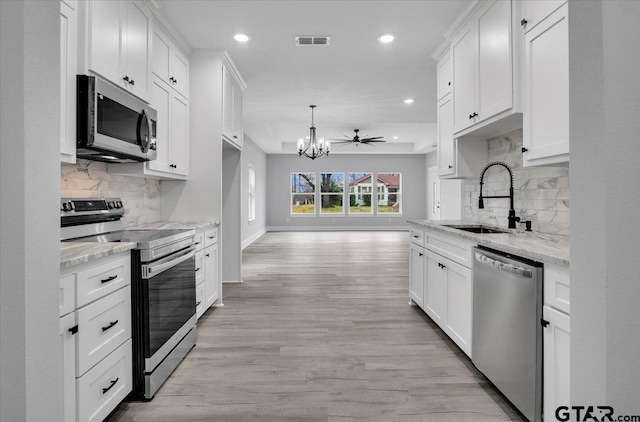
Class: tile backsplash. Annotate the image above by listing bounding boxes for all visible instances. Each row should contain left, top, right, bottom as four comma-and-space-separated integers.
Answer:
61, 159, 161, 227
463, 129, 570, 236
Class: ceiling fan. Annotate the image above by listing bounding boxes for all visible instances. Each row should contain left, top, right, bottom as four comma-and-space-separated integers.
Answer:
330, 129, 386, 146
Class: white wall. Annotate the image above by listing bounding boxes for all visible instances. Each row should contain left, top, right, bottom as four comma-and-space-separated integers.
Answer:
241, 135, 267, 248
570, 0, 640, 412
266, 154, 427, 229
0, 1, 62, 420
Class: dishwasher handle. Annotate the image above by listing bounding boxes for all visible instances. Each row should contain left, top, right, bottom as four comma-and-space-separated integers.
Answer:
475, 252, 533, 278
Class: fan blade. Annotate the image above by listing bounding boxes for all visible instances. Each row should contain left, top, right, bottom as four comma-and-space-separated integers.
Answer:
361, 137, 384, 141
330, 138, 354, 142
361, 140, 387, 143
332, 140, 354, 144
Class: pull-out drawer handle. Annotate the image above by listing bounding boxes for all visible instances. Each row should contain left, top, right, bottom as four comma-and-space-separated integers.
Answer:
208, 235, 215, 239
196, 301, 201, 306
413, 235, 419, 238
101, 320, 119, 332
205, 253, 210, 257
102, 377, 119, 394
101, 275, 118, 284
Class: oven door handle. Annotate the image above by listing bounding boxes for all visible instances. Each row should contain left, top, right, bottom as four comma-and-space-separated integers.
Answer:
142, 246, 195, 279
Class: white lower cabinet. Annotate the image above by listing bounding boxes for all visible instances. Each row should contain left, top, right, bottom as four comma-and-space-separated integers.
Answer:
60, 251, 132, 422
410, 225, 473, 357
543, 266, 570, 421
77, 339, 132, 422
195, 227, 220, 318
409, 242, 425, 308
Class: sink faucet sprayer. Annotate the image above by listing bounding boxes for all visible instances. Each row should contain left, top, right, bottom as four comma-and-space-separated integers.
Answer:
478, 161, 522, 229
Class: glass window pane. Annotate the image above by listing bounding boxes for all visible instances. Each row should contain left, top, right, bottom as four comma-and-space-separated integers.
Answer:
291, 173, 315, 193
320, 195, 343, 214
347, 173, 373, 215
377, 173, 401, 214
291, 194, 315, 213
320, 173, 344, 193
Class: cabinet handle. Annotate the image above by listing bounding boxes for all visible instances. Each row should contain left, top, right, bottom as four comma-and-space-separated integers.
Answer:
521, 147, 529, 153
195, 267, 201, 272
68, 325, 78, 335
233, 135, 238, 139
101, 275, 118, 284
413, 235, 419, 238
208, 236, 215, 239
123, 76, 130, 83
448, 165, 453, 169
521, 18, 528, 27
469, 113, 474, 119
195, 241, 201, 245
129, 79, 135, 86
541, 318, 550, 327
174, 78, 178, 84
418, 253, 424, 257
472, 112, 478, 118
196, 301, 201, 306
205, 253, 210, 257
101, 320, 119, 332
448, 81, 451, 86
102, 378, 119, 394
438, 263, 446, 269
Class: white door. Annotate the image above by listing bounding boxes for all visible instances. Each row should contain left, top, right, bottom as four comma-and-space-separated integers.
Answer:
451, 20, 476, 133
521, 0, 566, 33
204, 244, 219, 307
443, 259, 473, 357
424, 250, 445, 325
409, 243, 425, 308
148, 77, 172, 173
427, 166, 441, 220
170, 93, 189, 176
123, 1, 151, 101
88, 0, 123, 85
437, 95, 455, 176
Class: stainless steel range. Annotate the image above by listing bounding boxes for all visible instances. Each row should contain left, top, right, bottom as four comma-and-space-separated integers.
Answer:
61, 197, 197, 400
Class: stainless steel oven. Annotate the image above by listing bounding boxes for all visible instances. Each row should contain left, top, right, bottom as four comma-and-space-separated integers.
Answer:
76, 75, 157, 163
61, 198, 197, 400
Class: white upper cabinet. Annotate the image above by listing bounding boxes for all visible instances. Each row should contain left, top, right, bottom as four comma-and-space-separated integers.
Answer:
60, 0, 77, 164
436, 51, 452, 101
222, 65, 244, 149
84, 0, 152, 103
448, 0, 523, 138
437, 95, 456, 176
522, 2, 569, 166
521, 0, 566, 33
152, 24, 189, 99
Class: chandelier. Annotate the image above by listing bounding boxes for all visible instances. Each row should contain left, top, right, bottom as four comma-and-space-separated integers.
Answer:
297, 105, 330, 160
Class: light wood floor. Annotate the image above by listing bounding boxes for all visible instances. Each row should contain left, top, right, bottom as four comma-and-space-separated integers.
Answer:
110, 231, 524, 421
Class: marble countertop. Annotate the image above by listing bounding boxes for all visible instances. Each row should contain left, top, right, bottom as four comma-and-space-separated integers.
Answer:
60, 241, 137, 270
131, 220, 219, 232
407, 220, 570, 267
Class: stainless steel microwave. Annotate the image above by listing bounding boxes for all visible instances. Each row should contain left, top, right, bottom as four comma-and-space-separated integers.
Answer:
76, 75, 157, 163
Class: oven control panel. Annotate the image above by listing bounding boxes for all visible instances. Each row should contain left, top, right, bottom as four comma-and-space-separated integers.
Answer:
60, 197, 124, 216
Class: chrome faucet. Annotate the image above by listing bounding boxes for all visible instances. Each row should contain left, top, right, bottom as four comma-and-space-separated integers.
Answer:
478, 161, 520, 229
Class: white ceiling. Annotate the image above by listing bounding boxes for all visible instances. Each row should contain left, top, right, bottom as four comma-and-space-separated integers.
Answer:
156, 0, 473, 154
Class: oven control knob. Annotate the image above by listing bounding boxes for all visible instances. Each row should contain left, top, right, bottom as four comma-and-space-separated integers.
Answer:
62, 202, 73, 212
108, 201, 115, 209
116, 201, 123, 208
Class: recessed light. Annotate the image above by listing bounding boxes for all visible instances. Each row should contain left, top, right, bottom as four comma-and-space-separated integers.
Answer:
403, 98, 414, 104
393, 136, 399, 140
377, 34, 395, 43
234, 33, 251, 42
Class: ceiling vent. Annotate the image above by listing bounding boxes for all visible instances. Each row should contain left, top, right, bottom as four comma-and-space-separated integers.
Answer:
295, 36, 331, 46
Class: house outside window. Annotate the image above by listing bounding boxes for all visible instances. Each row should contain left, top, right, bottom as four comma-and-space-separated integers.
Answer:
376, 172, 402, 214
348, 172, 373, 214
291, 172, 316, 214
320, 173, 345, 214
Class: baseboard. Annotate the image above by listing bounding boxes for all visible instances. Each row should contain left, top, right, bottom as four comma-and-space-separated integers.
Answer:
241, 227, 267, 249
265, 225, 410, 232
223, 280, 244, 284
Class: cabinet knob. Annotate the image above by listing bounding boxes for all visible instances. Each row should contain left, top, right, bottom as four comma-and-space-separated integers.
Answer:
196, 301, 201, 306
448, 165, 453, 169
521, 18, 528, 27
418, 253, 423, 257
472, 112, 478, 118
233, 135, 238, 139
129, 79, 135, 86
541, 318, 550, 327
448, 81, 451, 86
521, 147, 529, 153
205, 253, 210, 257
123, 76, 130, 83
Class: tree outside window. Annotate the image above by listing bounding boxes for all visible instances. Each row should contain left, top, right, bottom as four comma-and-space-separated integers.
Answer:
320, 173, 344, 214
291, 172, 316, 214
348, 172, 373, 214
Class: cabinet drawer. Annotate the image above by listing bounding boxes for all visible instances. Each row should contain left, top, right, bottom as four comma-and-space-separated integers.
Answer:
195, 250, 205, 285
76, 286, 131, 376
76, 339, 132, 422
425, 230, 473, 268
194, 231, 205, 251
76, 253, 130, 308
60, 273, 76, 317
544, 266, 570, 314
196, 281, 206, 319
409, 227, 425, 247
204, 228, 218, 247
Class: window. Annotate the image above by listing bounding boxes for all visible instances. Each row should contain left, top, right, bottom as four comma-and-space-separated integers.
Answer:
376, 172, 402, 214
348, 172, 373, 214
291, 172, 316, 214
320, 173, 344, 214
248, 164, 255, 222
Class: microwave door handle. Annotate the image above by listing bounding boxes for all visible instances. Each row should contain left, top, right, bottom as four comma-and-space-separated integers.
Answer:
139, 109, 152, 153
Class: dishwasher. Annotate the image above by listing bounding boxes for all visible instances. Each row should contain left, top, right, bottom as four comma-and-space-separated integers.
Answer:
472, 245, 543, 422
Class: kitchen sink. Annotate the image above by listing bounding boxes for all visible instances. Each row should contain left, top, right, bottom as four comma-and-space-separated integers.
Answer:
443, 225, 509, 234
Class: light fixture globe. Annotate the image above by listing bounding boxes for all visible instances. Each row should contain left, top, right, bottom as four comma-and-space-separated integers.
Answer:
298, 105, 330, 160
